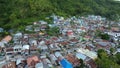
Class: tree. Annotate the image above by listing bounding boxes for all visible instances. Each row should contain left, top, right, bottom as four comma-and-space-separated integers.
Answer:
96, 49, 120, 68
75, 59, 86, 68
0, 0, 120, 30
46, 26, 59, 36
95, 30, 110, 40
115, 53, 120, 65
110, 47, 115, 55
97, 49, 107, 59
100, 33, 110, 40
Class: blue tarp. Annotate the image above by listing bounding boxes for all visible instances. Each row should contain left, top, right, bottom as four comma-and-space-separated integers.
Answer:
60, 59, 73, 68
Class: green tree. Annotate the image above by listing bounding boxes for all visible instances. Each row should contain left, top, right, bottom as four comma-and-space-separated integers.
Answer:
96, 49, 120, 68
100, 33, 110, 40
46, 26, 59, 36
0, 0, 120, 30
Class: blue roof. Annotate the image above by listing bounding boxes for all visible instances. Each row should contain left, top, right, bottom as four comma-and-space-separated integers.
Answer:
60, 59, 73, 68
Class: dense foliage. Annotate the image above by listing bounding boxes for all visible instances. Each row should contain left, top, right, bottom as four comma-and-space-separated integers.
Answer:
0, 0, 120, 30
46, 26, 60, 36
95, 30, 110, 40
96, 49, 120, 68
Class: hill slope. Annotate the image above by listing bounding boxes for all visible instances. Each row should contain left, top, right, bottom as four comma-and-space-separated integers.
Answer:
0, 0, 120, 30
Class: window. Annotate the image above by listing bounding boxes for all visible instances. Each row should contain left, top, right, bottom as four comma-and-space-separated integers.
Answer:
15, 49, 18, 51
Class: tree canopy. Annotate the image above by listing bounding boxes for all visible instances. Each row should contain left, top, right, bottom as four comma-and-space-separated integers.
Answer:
96, 49, 120, 68
0, 0, 120, 30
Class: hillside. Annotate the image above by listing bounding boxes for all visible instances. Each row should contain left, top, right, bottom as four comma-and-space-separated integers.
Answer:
0, 0, 120, 30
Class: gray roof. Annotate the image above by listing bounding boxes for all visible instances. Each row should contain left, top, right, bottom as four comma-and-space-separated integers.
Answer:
98, 42, 110, 46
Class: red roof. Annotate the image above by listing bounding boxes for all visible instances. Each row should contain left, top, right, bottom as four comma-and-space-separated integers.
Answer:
45, 40, 52, 45
67, 30, 73, 35
80, 27, 86, 30
3, 35, 12, 42
59, 41, 69, 45
86, 59, 97, 68
2, 62, 16, 68
70, 39, 78, 42
51, 37, 58, 40
27, 56, 40, 67
6, 48, 14, 52
66, 54, 80, 66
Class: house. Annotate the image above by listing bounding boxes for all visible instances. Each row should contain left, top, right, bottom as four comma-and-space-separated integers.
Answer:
80, 27, 86, 32
34, 27, 40, 32
33, 22, 38, 25
40, 45, 48, 52
111, 27, 119, 31
49, 43, 61, 51
2, 61, 16, 68
39, 32, 45, 35
51, 37, 58, 42
84, 35, 91, 41
0, 42, 5, 47
22, 45, 30, 55
66, 54, 80, 67
39, 41, 45, 46
49, 44, 54, 50
54, 52, 63, 58
42, 58, 53, 67
0, 28, 4, 32
17, 62, 26, 68
76, 53, 87, 61
40, 25, 47, 31
23, 34, 28, 39
35, 62, 43, 68
14, 33, 22, 38
60, 59, 73, 68
107, 31, 120, 37
45, 40, 51, 45
39, 20, 47, 25
29, 40, 38, 46
49, 54, 57, 65
16, 58, 25, 65
69, 39, 78, 44
2, 35, 12, 43
22, 45, 29, 50
5, 47, 14, 56
77, 48, 97, 60
95, 42, 111, 50
27, 56, 40, 67
0, 35, 12, 47
25, 25, 33, 31
67, 30, 75, 39
86, 59, 97, 68
29, 46, 38, 54
13, 45, 22, 54
59, 41, 69, 46
78, 19, 87, 27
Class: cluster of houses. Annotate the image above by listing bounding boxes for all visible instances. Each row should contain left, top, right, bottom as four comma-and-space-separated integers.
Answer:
0, 14, 120, 68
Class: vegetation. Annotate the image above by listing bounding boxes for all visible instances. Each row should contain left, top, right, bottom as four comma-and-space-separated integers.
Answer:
96, 49, 120, 68
100, 33, 110, 40
0, 0, 120, 31
95, 30, 110, 40
75, 59, 86, 68
46, 26, 60, 36
0, 32, 10, 38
